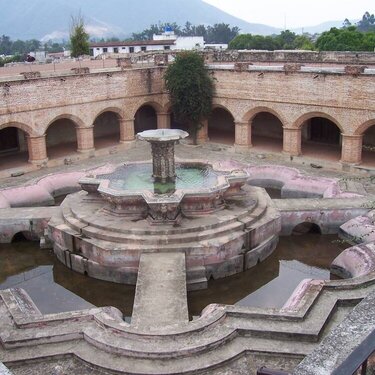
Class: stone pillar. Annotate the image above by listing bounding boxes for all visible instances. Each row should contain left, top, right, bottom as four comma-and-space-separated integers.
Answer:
77, 126, 94, 153
27, 135, 48, 165
196, 119, 208, 145
157, 112, 171, 129
120, 119, 135, 142
283, 128, 301, 156
341, 134, 363, 164
151, 141, 176, 182
235, 121, 252, 150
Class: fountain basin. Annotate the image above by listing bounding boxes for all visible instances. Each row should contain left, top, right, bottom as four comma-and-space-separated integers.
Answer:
79, 161, 248, 223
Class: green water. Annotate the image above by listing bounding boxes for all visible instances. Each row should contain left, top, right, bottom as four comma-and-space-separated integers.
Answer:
99, 163, 221, 194
0, 235, 347, 317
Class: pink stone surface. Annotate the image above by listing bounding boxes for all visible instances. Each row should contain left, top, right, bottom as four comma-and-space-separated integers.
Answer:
37, 172, 84, 193
0, 165, 115, 208
0, 193, 10, 208
1, 185, 53, 206
244, 165, 346, 197
340, 215, 375, 244
331, 243, 375, 278
281, 278, 324, 311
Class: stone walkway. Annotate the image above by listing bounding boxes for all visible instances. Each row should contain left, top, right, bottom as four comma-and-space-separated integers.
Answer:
131, 253, 188, 332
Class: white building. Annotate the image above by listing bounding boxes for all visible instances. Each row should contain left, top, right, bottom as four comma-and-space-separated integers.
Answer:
90, 40, 175, 58
89, 30, 205, 58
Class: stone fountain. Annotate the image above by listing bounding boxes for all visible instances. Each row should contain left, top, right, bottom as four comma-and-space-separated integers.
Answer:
48, 129, 281, 290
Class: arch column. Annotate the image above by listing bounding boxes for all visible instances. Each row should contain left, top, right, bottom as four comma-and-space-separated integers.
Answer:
120, 118, 135, 143
340, 134, 362, 164
283, 128, 301, 156
235, 121, 252, 150
27, 135, 48, 165
77, 126, 94, 153
196, 119, 208, 145
157, 112, 171, 129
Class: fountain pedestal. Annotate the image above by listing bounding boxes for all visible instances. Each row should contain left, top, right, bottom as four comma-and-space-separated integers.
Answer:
151, 141, 176, 183
137, 129, 189, 183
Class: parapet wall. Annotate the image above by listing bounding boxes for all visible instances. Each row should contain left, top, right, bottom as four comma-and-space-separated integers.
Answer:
206, 50, 375, 65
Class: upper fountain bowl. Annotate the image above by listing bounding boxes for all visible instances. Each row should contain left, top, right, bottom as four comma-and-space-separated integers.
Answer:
137, 129, 189, 143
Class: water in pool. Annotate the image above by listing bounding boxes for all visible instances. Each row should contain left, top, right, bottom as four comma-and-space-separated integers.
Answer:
0, 235, 348, 317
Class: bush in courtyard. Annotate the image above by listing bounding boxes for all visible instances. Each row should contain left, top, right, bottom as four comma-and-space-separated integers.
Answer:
164, 51, 214, 143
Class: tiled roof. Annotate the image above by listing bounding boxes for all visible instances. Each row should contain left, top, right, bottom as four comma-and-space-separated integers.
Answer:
90, 40, 175, 48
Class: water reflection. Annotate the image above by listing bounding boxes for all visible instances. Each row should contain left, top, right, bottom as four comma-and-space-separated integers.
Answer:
187, 234, 347, 315
0, 234, 348, 317
0, 242, 135, 316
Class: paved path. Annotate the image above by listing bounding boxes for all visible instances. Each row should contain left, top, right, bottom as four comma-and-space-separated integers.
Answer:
131, 252, 189, 331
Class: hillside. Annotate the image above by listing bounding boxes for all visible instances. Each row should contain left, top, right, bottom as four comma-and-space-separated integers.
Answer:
0, 0, 280, 40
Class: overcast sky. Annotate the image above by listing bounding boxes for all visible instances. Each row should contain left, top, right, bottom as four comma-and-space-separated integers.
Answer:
203, 0, 374, 28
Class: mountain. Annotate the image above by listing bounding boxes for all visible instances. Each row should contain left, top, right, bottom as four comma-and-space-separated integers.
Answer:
291, 19, 360, 35
0, 0, 280, 40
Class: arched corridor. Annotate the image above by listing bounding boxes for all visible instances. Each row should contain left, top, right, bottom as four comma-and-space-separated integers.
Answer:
134, 105, 157, 134
251, 112, 283, 152
46, 119, 78, 159
93, 111, 121, 149
362, 124, 375, 167
301, 117, 342, 161
0, 127, 29, 170
208, 107, 235, 145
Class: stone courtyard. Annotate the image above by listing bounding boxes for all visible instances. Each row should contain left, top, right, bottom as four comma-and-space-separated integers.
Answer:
0, 51, 375, 374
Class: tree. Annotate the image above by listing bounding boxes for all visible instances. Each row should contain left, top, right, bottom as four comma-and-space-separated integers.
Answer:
164, 51, 214, 143
206, 23, 240, 43
70, 13, 89, 57
357, 11, 375, 32
316, 26, 375, 51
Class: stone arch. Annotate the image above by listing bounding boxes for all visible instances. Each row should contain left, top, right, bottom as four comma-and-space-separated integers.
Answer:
208, 105, 235, 144
242, 106, 286, 126
243, 107, 285, 152
356, 119, 375, 167
294, 112, 343, 162
45, 115, 83, 159
93, 109, 122, 149
93, 106, 124, 121
45, 114, 85, 132
0, 121, 36, 137
354, 119, 375, 136
134, 102, 160, 133
0, 122, 32, 168
293, 111, 343, 133
292, 222, 322, 235
132, 101, 164, 119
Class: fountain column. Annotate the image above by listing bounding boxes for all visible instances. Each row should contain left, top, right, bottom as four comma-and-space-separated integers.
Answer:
137, 129, 189, 184
151, 140, 176, 182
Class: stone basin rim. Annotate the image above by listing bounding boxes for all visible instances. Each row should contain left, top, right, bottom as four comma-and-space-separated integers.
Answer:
137, 129, 189, 142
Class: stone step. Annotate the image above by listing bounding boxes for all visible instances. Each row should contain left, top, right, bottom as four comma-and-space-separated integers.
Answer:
63, 190, 262, 236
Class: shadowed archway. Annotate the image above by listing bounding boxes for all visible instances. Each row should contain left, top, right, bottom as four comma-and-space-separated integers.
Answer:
134, 105, 157, 134
93, 111, 121, 149
46, 119, 78, 159
301, 117, 342, 161
251, 112, 283, 152
0, 126, 29, 170
208, 107, 235, 145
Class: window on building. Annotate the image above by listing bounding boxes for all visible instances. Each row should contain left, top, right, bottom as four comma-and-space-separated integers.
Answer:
89, 49, 94, 56
122, 47, 126, 50
141, 46, 147, 52
103, 47, 108, 53
113, 47, 118, 53
164, 46, 170, 50
129, 47, 134, 53
96, 48, 100, 50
